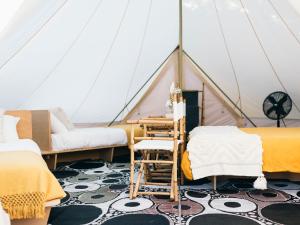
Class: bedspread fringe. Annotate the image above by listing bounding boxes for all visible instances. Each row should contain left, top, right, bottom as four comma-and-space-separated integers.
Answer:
0, 192, 46, 219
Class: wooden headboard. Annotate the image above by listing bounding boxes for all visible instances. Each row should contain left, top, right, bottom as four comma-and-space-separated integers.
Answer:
5, 110, 52, 151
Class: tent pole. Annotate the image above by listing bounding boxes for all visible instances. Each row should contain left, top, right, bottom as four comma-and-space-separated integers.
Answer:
178, 0, 183, 89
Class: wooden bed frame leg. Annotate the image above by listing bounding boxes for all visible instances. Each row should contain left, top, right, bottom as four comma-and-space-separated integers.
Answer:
212, 176, 217, 190
99, 148, 115, 162
109, 147, 114, 162
43, 154, 57, 170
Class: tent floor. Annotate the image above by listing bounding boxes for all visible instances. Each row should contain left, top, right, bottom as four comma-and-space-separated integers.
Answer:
49, 159, 300, 225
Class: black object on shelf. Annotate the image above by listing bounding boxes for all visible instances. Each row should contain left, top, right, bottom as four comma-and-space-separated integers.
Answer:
182, 90, 200, 134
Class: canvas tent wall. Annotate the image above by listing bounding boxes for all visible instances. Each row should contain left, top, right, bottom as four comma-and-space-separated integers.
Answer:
125, 48, 300, 127
0, 0, 178, 124
182, 0, 300, 126
0, 0, 300, 127
125, 50, 244, 127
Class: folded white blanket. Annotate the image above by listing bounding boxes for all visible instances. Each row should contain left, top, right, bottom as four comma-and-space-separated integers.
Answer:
187, 126, 265, 186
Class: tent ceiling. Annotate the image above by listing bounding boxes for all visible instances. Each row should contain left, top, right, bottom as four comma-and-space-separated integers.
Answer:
0, 0, 300, 123
288, 0, 300, 14
184, 0, 300, 119
0, 0, 178, 123
0, 0, 23, 34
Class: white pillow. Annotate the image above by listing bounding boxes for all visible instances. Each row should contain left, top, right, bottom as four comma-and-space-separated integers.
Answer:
51, 113, 68, 134
50, 107, 75, 131
1, 115, 20, 142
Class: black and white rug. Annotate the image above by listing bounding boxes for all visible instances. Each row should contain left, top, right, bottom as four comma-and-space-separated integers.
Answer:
48, 160, 300, 225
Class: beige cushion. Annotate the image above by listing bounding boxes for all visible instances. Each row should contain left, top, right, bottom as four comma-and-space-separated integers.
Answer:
50, 113, 68, 134
50, 107, 74, 131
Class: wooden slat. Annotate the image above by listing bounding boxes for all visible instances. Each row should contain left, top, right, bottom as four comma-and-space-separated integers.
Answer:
151, 169, 172, 172
32, 110, 52, 151
134, 160, 173, 164
143, 182, 170, 186
143, 117, 172, 121
146, 131, 174, 135
138, 191, 170, 196
42, 144, 127, 155
150, 178, 172, 182
150, 172, 171, 177
128, 119, 174, 125
56, 148, 115, 163
133, 162, 144, 198
134, 137, 174, 141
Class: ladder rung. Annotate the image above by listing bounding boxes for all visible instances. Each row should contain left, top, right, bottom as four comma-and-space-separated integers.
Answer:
143, 182, 171, 186
138, 191, 170, 196
134, 160, 174, 164
150, 177, 171, 180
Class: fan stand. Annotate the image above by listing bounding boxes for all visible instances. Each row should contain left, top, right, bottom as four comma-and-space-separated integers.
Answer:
277, 114, 280, 127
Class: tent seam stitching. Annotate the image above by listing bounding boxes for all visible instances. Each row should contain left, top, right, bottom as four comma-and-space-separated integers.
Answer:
0, 0, 69, 73
239, 0, 300, 114
71, 0, 131, 120
18, 0, 105, 109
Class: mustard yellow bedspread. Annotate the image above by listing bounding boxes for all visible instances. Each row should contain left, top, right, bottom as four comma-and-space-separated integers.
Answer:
182, 127, 300, 180
0, 151, 65, 219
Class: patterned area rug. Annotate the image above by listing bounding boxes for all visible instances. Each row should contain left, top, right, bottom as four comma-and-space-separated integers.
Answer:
48, 160, 300, 225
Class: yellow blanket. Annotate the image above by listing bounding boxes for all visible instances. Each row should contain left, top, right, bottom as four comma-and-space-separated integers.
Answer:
0, 151, 65, 219
182, 127, 300, 180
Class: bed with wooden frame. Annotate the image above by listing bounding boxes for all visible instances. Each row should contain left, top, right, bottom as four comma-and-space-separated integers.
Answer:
1, 110, 65, 225
181, 127, 300, 189
16, 110, 129, 170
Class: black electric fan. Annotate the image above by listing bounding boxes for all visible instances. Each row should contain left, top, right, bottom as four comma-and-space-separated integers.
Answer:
263, 91, 292, 127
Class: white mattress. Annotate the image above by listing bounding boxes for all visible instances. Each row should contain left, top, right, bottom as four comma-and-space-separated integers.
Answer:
51, 127, 127, 151
0, 139, 41, 155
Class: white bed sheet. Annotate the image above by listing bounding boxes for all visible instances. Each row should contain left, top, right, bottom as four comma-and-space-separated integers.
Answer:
51, 127, 127, 151
0, 139, 41, 155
